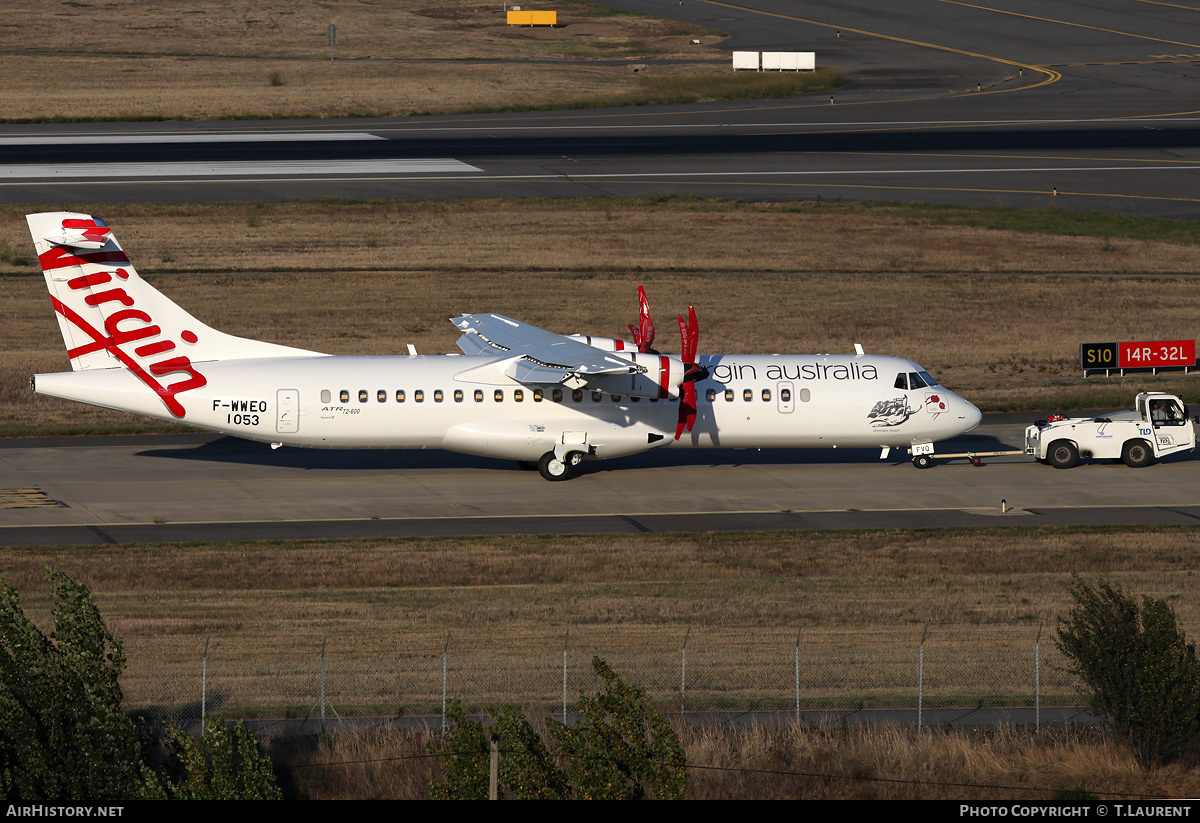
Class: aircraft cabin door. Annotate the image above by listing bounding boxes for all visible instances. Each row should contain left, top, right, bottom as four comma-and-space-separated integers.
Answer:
778, 382, 795, 414
276, 389, 299, 433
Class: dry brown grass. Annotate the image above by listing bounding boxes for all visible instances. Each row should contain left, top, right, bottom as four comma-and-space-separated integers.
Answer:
275, 722, 1200, 799
4, 198, 1200, 431
0, 1, 714, 61
0, 55, 723, 120
6, 527, 1200, 639
0, 1, 731, 120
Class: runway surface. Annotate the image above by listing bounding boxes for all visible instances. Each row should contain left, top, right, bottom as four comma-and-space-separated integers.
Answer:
4, 415, 1199, 545
2, 0, 1199, 216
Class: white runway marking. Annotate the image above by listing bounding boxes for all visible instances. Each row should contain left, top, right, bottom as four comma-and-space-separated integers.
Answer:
0, 131, 386, 146
0, 159, 482, 179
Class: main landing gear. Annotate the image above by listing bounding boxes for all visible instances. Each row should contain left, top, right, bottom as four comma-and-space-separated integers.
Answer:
537, 450, 585, 481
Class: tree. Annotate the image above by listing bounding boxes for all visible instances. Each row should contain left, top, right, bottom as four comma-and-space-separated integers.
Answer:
431, 658, 688, 800
164, 719, 282, 800
1056, 577, 1200, 767
0, 568, 160, 800
548, 657, 688, 800
429, 701, 568, 799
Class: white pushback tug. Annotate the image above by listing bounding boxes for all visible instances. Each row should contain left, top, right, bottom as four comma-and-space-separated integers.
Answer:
1025, 391, 1195, 469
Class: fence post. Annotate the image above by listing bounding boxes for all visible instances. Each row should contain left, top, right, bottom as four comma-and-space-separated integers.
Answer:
562, 626, 569, 725
794, 626, 802, 722
320, 636, 327, 732
1035, 620, 1044, 731
201, 636, 209, 735
680, 627, 691, 715
442, 631, 451, 733
918, 623, 929, 728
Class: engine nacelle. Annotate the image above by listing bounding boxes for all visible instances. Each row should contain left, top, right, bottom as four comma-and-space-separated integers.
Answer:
587, 351, 685, 400
567, 334, 640, 354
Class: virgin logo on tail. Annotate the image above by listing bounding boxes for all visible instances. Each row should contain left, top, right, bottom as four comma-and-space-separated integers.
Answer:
41, 221, 207, 418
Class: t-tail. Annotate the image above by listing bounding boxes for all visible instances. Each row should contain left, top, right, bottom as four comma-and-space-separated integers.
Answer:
27, 212, 322, 420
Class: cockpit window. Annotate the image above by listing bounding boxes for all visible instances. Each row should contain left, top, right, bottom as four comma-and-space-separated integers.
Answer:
894, 373, 908, 390
908, 372, 926, 389
917, 369, 939, 387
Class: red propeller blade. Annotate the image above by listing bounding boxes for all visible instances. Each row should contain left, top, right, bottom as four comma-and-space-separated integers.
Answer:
628, 285, 656, 353
675, 382, 697, 440
674, 305, 700, 439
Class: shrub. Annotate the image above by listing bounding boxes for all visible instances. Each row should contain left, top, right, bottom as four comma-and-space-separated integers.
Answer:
1056, 577, 1200, 767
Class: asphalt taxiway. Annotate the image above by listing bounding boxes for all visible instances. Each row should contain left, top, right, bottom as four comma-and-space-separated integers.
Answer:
4, 415, 1199, 545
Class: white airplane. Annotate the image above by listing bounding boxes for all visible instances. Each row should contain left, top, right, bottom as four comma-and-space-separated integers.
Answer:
26, 211, 982, 480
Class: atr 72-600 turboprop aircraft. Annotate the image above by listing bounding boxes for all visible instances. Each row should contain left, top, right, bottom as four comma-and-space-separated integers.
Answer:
27, 212, 982, 480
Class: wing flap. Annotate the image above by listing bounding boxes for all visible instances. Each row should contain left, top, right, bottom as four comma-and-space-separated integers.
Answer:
451, 313, 641, 377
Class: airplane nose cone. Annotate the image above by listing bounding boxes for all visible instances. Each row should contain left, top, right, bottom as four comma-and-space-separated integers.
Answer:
960, 399, 983, 433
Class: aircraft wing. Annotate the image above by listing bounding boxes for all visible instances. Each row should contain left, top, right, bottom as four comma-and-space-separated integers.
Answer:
451, 313, 640, 384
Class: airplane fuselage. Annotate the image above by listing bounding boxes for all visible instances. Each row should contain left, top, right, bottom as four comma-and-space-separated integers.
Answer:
34, 352, 981, 463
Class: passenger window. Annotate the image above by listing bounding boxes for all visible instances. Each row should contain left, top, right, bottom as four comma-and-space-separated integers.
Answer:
474, 389, 484, 402
414, 390, 424, 402
800, 388, 811, 402
894, 373, 908, 390
630, 395, 640, 402
724, 389, 734, 402
358, 390, 368, 402
573, 389, 583, 402
592, 391, 602, 402
781, 388, 792, 402
706, 389, 716, 402
514, 389, 524, 402
434, 390, 444, 403
454, 389, 463, 403
494, 390, 504, 402
396, 389, 406, 403
552, 389, 563, 402
533, 389, 543, 402
340, 390, 349, 403
321, 389, 331, 403
377, 390, 386, 403
743, 389, 753, 402
612, 395, 621, 402
762, 389, 771, 401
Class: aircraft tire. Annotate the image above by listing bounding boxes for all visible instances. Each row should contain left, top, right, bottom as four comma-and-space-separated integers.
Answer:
912, 454, 934, 469
538, 451, 573, 481
1047, 440, 1079, 469
1121, 439, 1154, 468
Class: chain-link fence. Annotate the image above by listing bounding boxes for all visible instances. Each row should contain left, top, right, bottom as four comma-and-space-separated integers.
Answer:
120, 622, 1084, 728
